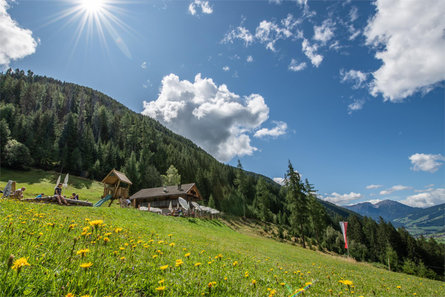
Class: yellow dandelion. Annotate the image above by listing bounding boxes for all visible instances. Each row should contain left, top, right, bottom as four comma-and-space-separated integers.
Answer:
104, 237, 110, 243
184, 252, 191, 257
195, 262, 202, 267
169, 242, 175, 247
175, 259, 184, 267
160, 265, 169, 270
120, 257, 126, 261
244, 271, 249, 278
397, 286, 401, 289
233, 261, 238, 267
89, 220, 103, 227
251, 279, 256, 285
65, 293, 74, 297
80, 262, 93, 269
11, 257, 30, 271
280, 282, 285, 286
76, 249, 90, 257
158, 279, 165, 284
156, 286, 166, 291
115, 227, 123, 233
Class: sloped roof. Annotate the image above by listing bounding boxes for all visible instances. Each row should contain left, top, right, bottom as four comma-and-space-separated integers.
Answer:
130, 183, 196, 200
102, 169, 132, 185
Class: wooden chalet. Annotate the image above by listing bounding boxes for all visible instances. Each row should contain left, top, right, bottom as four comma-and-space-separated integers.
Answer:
129, 183, 202, 210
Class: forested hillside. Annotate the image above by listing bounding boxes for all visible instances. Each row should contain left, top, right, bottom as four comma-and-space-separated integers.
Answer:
0, 69, 443, 280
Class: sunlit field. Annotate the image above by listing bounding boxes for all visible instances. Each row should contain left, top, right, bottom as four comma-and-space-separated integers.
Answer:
0, 200, 443, 297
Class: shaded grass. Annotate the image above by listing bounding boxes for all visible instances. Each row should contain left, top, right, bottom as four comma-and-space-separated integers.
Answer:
0, 167, 104, 203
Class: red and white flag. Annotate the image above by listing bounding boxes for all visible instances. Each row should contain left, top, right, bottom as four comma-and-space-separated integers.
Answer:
339, 221, 348, 249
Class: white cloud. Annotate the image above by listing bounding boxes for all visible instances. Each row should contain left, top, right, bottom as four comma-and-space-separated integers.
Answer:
141, 61, 147, 69
323, 192, 362, 205
340, 69, 368, 89
364, 0, 445, 101
0, 0, 37, 67
188, 0, 213, 16
401, 188, 445, 208
255, 14, 300, 52
288, 59, 306, 72
366, 184, 383, 190
347, 99, 365, 114
349, 6, 358, 22
222, 66, 230, 72
380, 185, 412, 195
142, 73, 272, 162
246, 55, 253, 63
366, 199, 382, 205
273, 177, 285, 185
222, 26, 254, 47
409, 153, 445, 173
313, 19, 335, 45
254, 121, 287, 138
302, 39, 323, 67
269, 0, 282, 4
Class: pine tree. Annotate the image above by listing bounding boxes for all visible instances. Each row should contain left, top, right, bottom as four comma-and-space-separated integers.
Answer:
285, 161, 308, 248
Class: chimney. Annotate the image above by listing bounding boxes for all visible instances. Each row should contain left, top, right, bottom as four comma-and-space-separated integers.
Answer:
177, 184, 182, 191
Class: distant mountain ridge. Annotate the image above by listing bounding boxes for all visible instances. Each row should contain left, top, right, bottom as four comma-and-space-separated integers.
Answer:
346, 200, 445, 239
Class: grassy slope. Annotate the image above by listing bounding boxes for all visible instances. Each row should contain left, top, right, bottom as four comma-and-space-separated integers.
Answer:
0, 200, 443, 297
0, 167, 104, 203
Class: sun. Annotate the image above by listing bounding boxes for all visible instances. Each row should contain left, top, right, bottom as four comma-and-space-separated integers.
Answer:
80, 0, 106, 14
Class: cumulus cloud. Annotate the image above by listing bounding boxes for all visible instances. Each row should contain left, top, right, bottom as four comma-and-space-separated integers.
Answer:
288, 59, 306, 72
246, 55, 253, 63
142, 73, 274, 162
254, 121, 287, 138
379, 185, 412, 195
323, 192, 362, 205
188, 0, 213, 16
409, 153, 445, 173
347, 99, 365, 114
302, 39, 323, 67
364, 0, 445, 101
313, 19, 335, 45
366, 184, 383, 190
401, 188, 445, 208
222, 66, 230, 72
0, 0, 37, 67
340, 69, 368, 89
141, 61, 147, 69
366, 199, 382, 205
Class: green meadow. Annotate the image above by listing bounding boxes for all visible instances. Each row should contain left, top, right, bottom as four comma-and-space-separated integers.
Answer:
0, 198, 443, 297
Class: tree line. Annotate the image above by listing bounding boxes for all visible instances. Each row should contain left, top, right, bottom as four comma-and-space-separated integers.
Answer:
0, 69, 443, 280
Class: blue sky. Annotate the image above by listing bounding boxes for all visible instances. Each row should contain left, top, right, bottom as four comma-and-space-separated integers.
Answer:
2, 0, 444, 207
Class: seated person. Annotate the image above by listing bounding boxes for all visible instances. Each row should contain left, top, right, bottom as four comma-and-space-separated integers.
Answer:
54, 183, 69, 205
12, 187, 26, 199
70, 193, 79, 200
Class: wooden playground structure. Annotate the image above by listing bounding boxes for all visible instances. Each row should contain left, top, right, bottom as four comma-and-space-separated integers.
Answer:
94, 169, 132, 207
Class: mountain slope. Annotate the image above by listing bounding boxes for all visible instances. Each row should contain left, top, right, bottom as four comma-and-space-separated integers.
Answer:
393, 203, 445, 237
346, 200, 420, 222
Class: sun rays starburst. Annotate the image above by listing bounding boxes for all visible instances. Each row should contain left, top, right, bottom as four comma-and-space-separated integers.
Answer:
47, 0, 133, 58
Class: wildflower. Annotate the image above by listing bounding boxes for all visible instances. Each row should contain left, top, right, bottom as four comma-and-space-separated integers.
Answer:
251, 279, 256, 286
65, 293, 74, 297
12, 257, 30, 271
169, 243, 175, 247
280, 282, 285, 286
168, 234, 173, 238
69, 224, 77, 230
152, 255, 158, 259
80, 262, 93, 269
195, 262, 202, 267
158, 279, 165, 284
119, 247, 125, 251
224, 276, 228, 281
80, 295, 91, 297
76, 249, 90, 257
104, 237, 110, 243
184, 252, 191, 258
160, 265, 169, 271
244, 271, 249, 278
397, 286, 401, 289
200, 250, 206, 254
175, 259, 184, 267
105, 232, 112, 236
156, 286, 165, 291
233, 261, 238, 267
82, 226, 90, 232
115, 227, 123, 233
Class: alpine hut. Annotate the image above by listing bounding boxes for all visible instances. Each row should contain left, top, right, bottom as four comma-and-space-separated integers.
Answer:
129, 183, 202, 212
